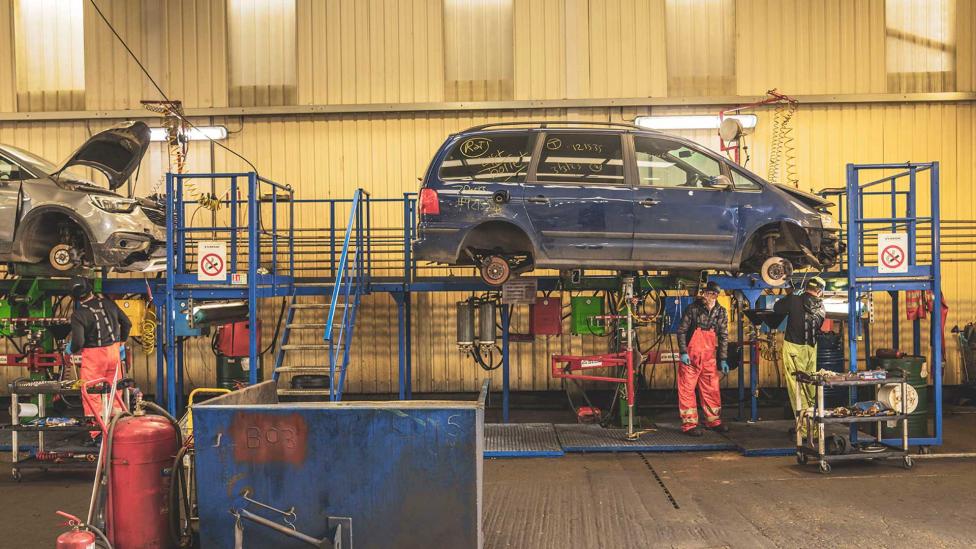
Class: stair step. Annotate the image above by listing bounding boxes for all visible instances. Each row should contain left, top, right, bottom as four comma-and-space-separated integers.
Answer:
277, 388, 332, 396
281, 343, 344, 351
286, 323, 328, 329
290, 303, 346, 310
274, 366, 332, 373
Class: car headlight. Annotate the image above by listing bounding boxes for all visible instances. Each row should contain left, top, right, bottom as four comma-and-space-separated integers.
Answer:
819, 213, 839, 229
90, 195, 138, 213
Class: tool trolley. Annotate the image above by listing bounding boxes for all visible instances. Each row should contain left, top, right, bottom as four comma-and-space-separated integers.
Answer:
794, 371, 913, 474
4, 379, 98, 481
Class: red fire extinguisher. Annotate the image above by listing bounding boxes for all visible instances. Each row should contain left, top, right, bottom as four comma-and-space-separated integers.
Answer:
78, 379, 182, 549
54, 511, 99, 548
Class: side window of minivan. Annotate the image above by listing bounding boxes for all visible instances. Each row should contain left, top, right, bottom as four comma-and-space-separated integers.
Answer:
534, 133, 625, 184
635, 136, 722, 188
730, 168, 762, 191
439, 133, 535, 182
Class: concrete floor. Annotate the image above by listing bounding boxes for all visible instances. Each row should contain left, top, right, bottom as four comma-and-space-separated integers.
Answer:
3, 413, 976, 548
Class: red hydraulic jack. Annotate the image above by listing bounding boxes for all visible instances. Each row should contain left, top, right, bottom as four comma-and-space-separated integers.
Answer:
551, 276, 649, 439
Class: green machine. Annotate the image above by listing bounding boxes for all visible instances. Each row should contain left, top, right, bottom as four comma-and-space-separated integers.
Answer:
570, 296, 605, 336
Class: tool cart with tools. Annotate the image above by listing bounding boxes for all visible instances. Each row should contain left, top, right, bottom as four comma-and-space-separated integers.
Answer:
794, 369, 913, 473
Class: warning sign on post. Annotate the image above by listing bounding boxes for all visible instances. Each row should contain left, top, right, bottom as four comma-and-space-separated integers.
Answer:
877, 233, 908, 274
198, 241, 227, 282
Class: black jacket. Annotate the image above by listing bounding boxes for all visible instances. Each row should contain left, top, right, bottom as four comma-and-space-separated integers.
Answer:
70, 296, 132, 350
773, 292, 825, 346
676, 299, 729, 360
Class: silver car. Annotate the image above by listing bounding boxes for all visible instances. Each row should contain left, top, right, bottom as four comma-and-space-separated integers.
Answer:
0, 121, 165, 274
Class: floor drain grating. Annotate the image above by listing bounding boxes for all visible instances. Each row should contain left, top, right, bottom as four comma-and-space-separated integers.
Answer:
638, 452, 680, 509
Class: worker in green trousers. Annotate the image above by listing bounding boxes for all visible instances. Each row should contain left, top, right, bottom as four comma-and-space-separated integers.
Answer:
774, 277, 826, 436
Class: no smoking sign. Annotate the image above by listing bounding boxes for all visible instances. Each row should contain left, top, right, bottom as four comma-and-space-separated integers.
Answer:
878, 233, 908, 274
198, 241, 228, 281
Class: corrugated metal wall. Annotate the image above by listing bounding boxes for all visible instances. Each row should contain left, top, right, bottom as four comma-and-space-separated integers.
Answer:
0, 0, 973, 395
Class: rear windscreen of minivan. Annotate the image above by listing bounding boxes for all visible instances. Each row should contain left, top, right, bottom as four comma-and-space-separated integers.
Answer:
438, 133, 536, 183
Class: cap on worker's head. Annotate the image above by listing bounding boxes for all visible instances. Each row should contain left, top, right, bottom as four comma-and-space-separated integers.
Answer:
69, 276, 92, 299
807, 276, 827, 290
704, 281, 721, 294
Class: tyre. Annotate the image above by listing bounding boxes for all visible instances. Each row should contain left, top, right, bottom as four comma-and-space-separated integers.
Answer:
903, 456, 914, 470
818, 461, 831, 474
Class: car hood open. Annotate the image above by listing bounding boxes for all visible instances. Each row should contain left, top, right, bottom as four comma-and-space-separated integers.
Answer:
55, 121, 150, 190
773, 183, 834, 208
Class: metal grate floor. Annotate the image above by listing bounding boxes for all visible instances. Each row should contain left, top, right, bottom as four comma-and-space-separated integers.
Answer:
485, 423, 564, 458
555, 422, 737, 453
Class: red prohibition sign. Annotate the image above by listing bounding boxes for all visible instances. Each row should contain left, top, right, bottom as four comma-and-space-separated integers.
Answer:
200, 253, 225, 276
881, 244, 905, 269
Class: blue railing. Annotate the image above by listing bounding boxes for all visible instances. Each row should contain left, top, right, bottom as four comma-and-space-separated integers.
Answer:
325, 188, 371, 400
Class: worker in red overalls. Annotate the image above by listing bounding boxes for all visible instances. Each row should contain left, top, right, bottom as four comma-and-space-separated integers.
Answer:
67, 277, 131, 443
676, 281, 730, 437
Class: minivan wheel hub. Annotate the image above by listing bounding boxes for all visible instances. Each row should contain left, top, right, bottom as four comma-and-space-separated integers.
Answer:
480, 256, 511, 286
50, 244, 79, 271
760, 256, 793, 287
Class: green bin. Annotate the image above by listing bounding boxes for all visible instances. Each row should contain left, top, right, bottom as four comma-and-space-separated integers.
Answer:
216, 354, 262, 389
876, 356, 931, 439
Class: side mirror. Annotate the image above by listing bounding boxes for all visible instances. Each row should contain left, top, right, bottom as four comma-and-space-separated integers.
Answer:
708, 175, 732, 190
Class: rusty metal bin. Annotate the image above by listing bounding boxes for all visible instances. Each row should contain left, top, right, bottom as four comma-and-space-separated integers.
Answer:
193, 381, 486, 548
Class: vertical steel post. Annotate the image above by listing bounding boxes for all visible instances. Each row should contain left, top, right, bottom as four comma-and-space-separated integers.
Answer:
737, 300, 745, 421
846, 164, 859, 374
165, 172, 178, 415
395, 292, 406, 400
288, 189, 295, 277
931, 161, 943, 445
402, 193, 412, 282
155, 301, 165, 406
750, 335, 758, 422
247, 173, 259, 386
501, 304, 510, 423
230, 177, 238, 273
330, 202, 336, 278
405, 290, 413, 399
271, 182, 278, 278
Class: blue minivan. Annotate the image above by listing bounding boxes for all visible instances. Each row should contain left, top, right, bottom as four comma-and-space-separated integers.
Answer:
413, 121, 843, 285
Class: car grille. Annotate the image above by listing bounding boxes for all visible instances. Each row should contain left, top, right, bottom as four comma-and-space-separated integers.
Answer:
143, 206, 166, 227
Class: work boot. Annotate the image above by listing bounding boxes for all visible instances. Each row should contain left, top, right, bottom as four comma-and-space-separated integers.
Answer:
709, 423, 729, 433
684, 427, 704, 437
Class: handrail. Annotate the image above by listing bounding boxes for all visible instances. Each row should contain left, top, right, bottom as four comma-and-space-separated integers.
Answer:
325, 189, 363, 340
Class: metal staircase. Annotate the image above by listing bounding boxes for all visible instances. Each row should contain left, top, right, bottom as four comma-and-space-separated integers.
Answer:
273, 189, 371, 399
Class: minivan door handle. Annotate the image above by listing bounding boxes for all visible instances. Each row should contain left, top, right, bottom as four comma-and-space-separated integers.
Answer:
526, 195, 550, 204
639, 198, 661, 207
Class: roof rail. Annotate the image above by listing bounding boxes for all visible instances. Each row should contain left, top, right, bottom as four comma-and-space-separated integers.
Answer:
460, 120, 643, 133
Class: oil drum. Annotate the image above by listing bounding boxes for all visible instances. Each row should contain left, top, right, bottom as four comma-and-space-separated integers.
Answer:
877, 356, 931, 438
816, 332, 847, 408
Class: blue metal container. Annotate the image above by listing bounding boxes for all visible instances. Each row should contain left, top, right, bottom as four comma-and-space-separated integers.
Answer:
193, 381, 485, 548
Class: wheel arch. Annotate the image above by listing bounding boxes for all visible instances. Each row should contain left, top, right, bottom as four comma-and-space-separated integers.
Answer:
735, 219, 813, 268
12, 205, 96, 263
455, 219, 538, 264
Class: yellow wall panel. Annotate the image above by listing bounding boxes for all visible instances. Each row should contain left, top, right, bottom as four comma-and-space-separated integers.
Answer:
297, 0, 444, 105
84, 0, 147, 110
0, 1, 15, 112
736, 0, 887, 96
